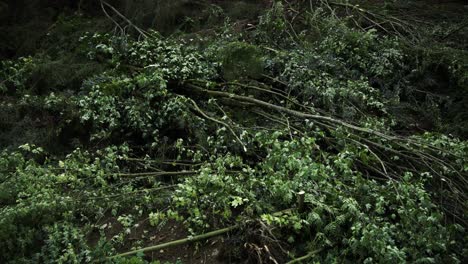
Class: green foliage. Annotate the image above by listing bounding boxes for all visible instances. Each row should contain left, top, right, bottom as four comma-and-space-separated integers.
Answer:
257, 21, 408, 123
173, 130, 465, 262
74, 32, 225, 147
77, 71, 194, 146
0, 56, 35, 93
120, 32, 217, 80
417, 45, 468, 89
416, 132, 468, 172
255, 1, 291, 46
317, 28, 404, 79
1, 1, 467, 263
0, 144, 168, 263
40, 223, 94, 264
219, 42, 264, 80
278, 52, 388, 118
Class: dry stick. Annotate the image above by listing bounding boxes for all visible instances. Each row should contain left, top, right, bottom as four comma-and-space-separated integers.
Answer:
357, 10, 391, 35
100, 0, 124, 35
109, 225, 238, 259
101, 0, 148, 38
286, 249, 323, 264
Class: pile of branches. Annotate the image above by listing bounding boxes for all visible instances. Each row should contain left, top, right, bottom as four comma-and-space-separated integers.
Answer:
174, 78, 468, 222
2, 0, 466, 262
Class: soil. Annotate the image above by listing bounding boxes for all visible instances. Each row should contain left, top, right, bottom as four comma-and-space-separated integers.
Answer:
88, 214, 232, 263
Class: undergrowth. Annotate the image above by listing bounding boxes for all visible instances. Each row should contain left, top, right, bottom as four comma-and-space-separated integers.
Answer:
0, 0, 467, 263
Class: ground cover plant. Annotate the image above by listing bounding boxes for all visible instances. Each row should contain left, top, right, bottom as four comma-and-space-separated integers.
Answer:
0, 0, 467, 263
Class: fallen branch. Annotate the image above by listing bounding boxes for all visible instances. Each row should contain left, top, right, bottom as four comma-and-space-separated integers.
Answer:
117, 171, 197, 178
286, 249, 323, 264
109, 225, 238, 259
185, 83, 396, 141
109, 208, 294, 259
181, 82, 467, 220
124, 157, 203, 167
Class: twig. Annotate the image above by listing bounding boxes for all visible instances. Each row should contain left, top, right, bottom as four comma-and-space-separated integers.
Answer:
188, 98, 247, 152
117, 171, 197, 178
101, 0, 148, 38
441, 20, 468, 40
286, 249, 323, 264
100, 0, 124, 34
